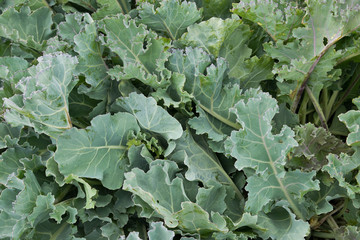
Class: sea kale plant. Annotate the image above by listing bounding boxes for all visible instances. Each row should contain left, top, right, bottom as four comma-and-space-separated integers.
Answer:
1, 0, 360, 239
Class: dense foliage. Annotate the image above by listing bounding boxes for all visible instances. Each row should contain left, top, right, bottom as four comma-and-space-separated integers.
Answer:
1, 0, 360, 239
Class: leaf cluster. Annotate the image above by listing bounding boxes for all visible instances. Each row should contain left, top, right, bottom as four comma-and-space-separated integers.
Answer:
1, 0, 360, 239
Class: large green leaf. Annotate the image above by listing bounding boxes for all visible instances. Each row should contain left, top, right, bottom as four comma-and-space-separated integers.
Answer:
323, 97, 360, 199
0, 146, 35, 185
169, 130, 243, 201
256, 206, 310, 240
3, 53, 78, 138
148, 222, 175, 240
101, 14, 171, 89
55, 112, 140, 190
138, 0, 201, 40
93, 0, 131, 19
167, 48, 242, 141
74, 15, 112, 100
58, 13, 87, 43
289, 123, 351, 171
225, 88, 319, 219
123, 160, 190, 228
180, 16, 274, 88
123, 160, 228, 235
233, 0, 304, 42
115, 92, 183, 141
0, 123, 21, 149
190, 0, 236, 20
0, 6, 54, 50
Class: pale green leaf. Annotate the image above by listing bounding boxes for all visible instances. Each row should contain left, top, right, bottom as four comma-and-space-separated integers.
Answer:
64, 174, 98, 209
123, 160, 190, 227
101, 14, 171, 89
167, 48, 243, 139
148, 222, 175, 240
32, 221, 77, 240
0, 123, 21, 149
195, 182, 227, 214
190, 0, 236, 20
116, 92, 183, 141
74, 15, 111, 100
0, 6, 54, 50
323, 97, 360, 198
58, 13, 88, 43
93, 0, 131, 19
138, 0, 201, 40
4, 53, 78, 138
290, 123, 351, 171
181, 17, 273, 87
176, 202, 228, 236
13, 172, 40, 212
225, 88, 319, 219
55, 112, 140, 190
257, 206, 310, 240
28, 193, 55, 227
233, 0, 304, 41
169, 130, 243, 201
0, 146, 35, 185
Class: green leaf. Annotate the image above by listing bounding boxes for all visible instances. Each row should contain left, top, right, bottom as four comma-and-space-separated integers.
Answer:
64, 174, 98, 209
180, 17, 249, 58
116, 92, 183, 141
176, 202, 228, 236
323, 97, 360, 198
123, 160, 190, 227
3, 53, 78, 138
0, 122, 22, 149
168, 48, 243, 139
28, 193, 55, 227
190, 0, 236, 20
13, 171, 41, 215
58, 13, 88, 43
55, 112, 140, 190
101, 14, 171, 89
0, 6, 54, 50
289, 123, 351, 171
148, 222, 175, 240
225, 88, 319, 219
0, 146, 35, 185
93, 0, 131, 19
138, 0, 201, 40
335, 225, 360, 240
32, 221, 76, 240
169, 130, 244, 201
195, 182, 227, 214
233, 0, 304, 41
74, 15, 111, 100
257, 206, 310, 240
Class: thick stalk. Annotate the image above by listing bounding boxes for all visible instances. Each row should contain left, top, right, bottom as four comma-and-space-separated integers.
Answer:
305, 86, 328, 130
330, 69, 360, 117
291, 43, 335, 113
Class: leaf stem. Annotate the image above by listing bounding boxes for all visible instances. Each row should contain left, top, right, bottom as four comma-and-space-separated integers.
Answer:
305, 85, 328, 130
326, 216, 339, 231
311, 231, 335, 239
291, 41, 337, 113
198, 103, 241, 130
330, 68, 360, 117
54, 184, 73, 204
313, 201, 344, 229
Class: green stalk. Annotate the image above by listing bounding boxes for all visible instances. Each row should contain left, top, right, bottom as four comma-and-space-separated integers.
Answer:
330, 69, 360, 117
305, 86, 328, 130
54, 185, 73, 204
298, 92, 310, 125
311, 231, 335, 239
325, 91, 339, 121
